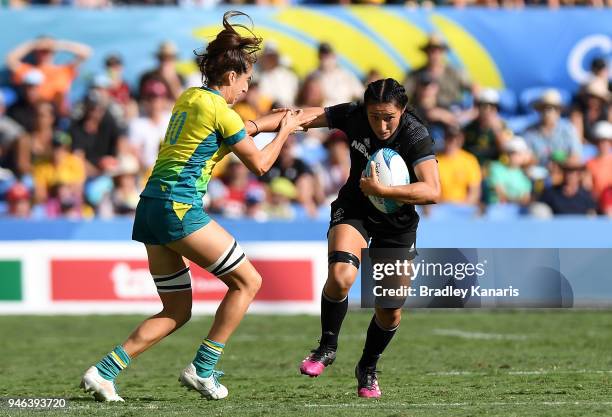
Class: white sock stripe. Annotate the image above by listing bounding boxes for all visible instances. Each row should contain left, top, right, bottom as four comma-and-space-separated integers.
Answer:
322, 291, 348, 303
205, 240, 236, 273
155, 269, 191, 291
374, 316, 399, 332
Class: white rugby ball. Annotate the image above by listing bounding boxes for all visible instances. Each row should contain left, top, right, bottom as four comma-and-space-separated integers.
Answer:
364, 148, 410, 213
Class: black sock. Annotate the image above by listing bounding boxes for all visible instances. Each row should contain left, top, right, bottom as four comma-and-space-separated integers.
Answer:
319, 290, 348, 350
358, 315, 398, 369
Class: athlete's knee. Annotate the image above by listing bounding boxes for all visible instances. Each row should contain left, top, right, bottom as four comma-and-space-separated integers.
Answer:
163, 305, 192, 326
180, 309, 193, 325
327, 265, 356, 295
327, 251, 360, 295
240, 271, 262, 297
375, 307, 402, 329
158, 298, 192, 327
226, 270, 262, 299
206, 239, 259, 294
153, 268, 193, 327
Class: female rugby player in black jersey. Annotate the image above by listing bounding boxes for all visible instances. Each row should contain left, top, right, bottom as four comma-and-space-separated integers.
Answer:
297, 78, 441, 398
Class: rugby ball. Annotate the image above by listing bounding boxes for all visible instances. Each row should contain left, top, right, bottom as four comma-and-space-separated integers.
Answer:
364, 148, 410, 213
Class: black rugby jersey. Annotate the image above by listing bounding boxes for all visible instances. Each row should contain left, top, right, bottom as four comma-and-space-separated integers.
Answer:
324, 102, 436, 233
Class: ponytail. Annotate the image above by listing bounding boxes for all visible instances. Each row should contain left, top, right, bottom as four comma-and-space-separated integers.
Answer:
196, 11, 262, 86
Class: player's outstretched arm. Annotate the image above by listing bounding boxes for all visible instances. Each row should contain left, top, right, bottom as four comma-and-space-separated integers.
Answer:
232, 110, 316, 176
295, 107, 328, 129
360, 159, 441, 205
247, 107, 326, 136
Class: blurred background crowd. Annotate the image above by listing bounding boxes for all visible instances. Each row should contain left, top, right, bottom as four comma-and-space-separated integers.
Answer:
0, 33, 610, 220
3, 0, 612, 8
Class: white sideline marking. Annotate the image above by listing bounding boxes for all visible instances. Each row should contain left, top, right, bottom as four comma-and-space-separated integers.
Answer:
303, 401, 612, 408
509, 370, 612, 375
231, 333, 365, 342
69, 401, 612, 410
428, 369, 612, 376
432, 328, 529, 340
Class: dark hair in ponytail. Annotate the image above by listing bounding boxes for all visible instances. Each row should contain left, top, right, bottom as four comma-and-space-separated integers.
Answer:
196, 11, 262, 86
364, 78, 409, 109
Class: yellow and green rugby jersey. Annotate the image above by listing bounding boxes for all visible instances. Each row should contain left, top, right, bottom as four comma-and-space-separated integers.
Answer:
141, 87, 246, 204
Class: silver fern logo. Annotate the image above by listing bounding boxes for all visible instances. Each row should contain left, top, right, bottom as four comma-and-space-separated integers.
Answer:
333, 208, 344, 221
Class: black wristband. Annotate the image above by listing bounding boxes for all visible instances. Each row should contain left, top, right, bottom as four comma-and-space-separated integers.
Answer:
249, 119, 260, 135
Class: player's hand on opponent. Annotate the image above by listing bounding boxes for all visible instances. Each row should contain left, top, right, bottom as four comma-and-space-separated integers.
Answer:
278, 108, 316, 133
274, 108, 314, 132
360, 161, 387, 197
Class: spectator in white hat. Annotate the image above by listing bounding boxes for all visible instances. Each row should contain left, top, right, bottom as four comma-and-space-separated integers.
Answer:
486, 136, 533, 205
110, 154, 141, 215
127, 79, 171, 172
585, 121, 612, 201
138, 41, 185, 101
403, 33, 473, 110
0, 92, 26, 173
463, 88, 511, 165
538, 159, 597, 216
309, 42, 364, 107
570, 80, 611, 142
257, 42, 299, 107
524, 89, 582, 168
7, 69, 45, 133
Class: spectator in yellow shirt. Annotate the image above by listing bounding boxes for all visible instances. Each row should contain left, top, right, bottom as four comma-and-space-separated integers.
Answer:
32, 132, 86, 204
436, 125, 482, 205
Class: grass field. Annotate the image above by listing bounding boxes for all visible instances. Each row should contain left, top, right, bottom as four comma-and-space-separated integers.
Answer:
0, 310, 611, 416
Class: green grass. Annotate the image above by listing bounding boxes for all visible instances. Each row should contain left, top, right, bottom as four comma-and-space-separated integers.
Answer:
0, 311, 611, 416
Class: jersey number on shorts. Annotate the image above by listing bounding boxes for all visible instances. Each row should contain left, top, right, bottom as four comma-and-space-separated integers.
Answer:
165, 111, 187, 145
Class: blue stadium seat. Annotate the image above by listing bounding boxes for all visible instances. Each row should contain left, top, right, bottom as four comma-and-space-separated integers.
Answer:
0, 86, 18, 107
504, 113, 540, 134
291, 203, 308, 220
497, 89, 518, 117
581, 143, 598, 162
426, 203, 479, 220
316, 204, 330, 220
295, 140, 327, 167
484, 203, 522, 220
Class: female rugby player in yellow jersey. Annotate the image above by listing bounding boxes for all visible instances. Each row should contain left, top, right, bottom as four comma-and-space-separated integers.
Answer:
80, 11, 314, 402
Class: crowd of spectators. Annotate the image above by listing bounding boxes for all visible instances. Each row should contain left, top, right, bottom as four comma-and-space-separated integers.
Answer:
3, 0, 611, 8
0, 34, 610, 220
